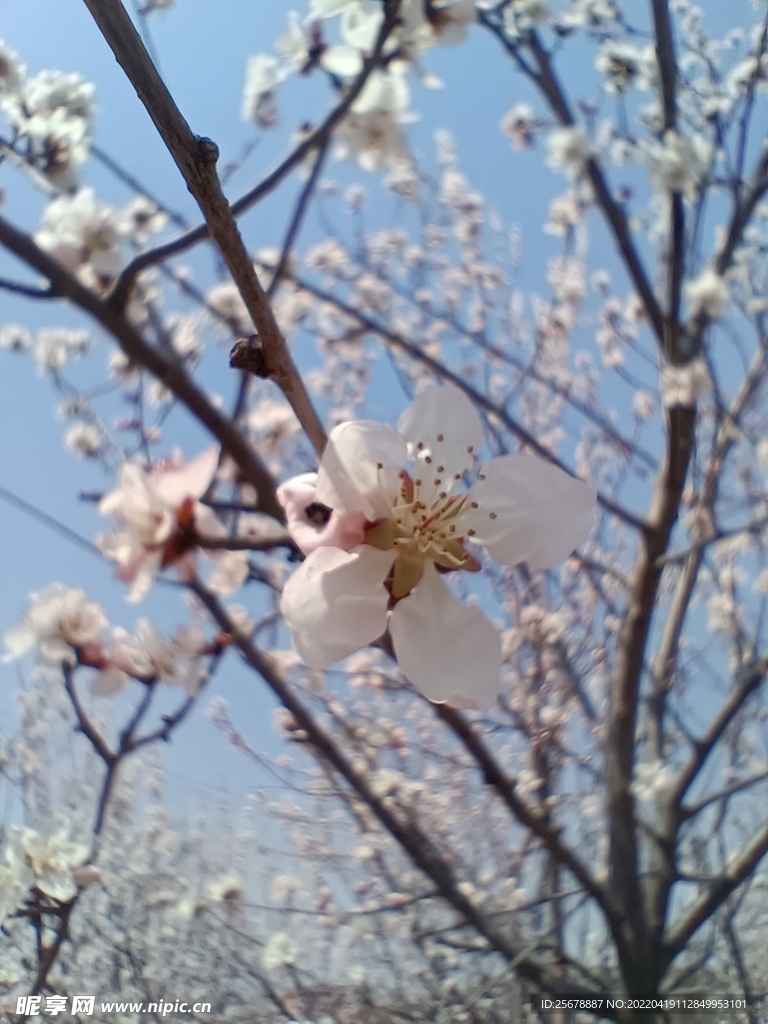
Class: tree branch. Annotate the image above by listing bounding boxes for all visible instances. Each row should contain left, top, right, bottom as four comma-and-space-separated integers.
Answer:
82, 0, 327, 455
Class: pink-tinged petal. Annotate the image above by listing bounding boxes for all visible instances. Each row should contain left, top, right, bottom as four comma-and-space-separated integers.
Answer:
390, 564, 501, 710
151, 446, 219, 506
277, 473, 367, 556
397, 386, 484, 481
465, 455, 595, 569
316, 421, 406, 519
281, 546, 394, 670
91, 668, 131, 696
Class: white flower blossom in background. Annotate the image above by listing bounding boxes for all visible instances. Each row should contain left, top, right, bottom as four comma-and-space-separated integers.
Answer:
118, 195, 168, 246
97, 446, 247, 602
335, 66, 413, 172
0, 324, 32, 352
33, 328, 90, 375
684, 267, 728, 318
3, 68, 96, 188
94, 618, 208, 696
0, 39, 24, 94
500, 103, 536, 151
546, 126, 592, 179
631, 761, 675, 804
2, 822, 89, 904
262, 932, 298, 970
503, 0, 549, 35
279, 387, 595, 708
242, 54, 287, 128
659, 358, 710, 409
64, 422, 102, 458
4, 584, 107, 663
648, 130, 710, 198
35, 188, 122, 289
276, 12, 363, 77
596, 41, 655, 93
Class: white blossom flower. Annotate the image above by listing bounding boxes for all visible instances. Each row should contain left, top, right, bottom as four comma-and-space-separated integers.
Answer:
36, 188, 122, 289
4, 69, 95, 188
631, 761, 675, 803
596, 41, 653, 93
4, 584, 107, 663
500, 103, 536, 151
648, 130, 710, 199
335, 67, 412, 172
546, 126, 592, 179
94, 618, 208, 696
684, 267, 728, 318
118, 196, 167, 246
242, 54, 288, 128
503, 0, 548, 34
97, 447, 222, 601
276, 12, 363, 77
278, 387, 595, 708
0, 40, 24, 94
659, 358, 710, 408
0, 324, 32, 352
3, 822, 89, 903
65, 422, 102, 458
33, 328, 90, 375
262, 932, 298, 970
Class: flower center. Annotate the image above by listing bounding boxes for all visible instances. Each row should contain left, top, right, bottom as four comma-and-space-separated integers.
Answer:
365, 470, 481, 599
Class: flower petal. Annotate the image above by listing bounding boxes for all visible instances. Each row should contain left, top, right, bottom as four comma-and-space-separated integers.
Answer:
322, 44, 364, 77
277, 472, 367, 555
398, 386, 484, 482
281, 546, 394, 669
465, 455, 595, 569
390, 564, 501, 709
316, 421, 406, 519
152, 445, 219, 506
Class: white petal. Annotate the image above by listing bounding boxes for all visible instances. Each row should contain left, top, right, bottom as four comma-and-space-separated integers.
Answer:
322, 45, 364, 77
38, 868, 77, 902
91, 668, 131, 696
3, 624, 36, 659
281, 546, 394, 669
341, 2, 383, 50
398, 386, 484, 480
152, 446, 219, 506
466, 455, 595, 569
390, 564, 501, 710
316, 420, 406, 518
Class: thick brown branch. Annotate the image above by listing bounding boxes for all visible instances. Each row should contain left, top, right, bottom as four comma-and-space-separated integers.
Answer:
605, 405, 695, 984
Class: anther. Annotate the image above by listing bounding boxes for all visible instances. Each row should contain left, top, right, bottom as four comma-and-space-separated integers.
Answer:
437, 433, 444, 442
467, 529, 476, 536
470, 501, 478, 509
437, 465, 444, 473
489, 512, 498, 519
377, 462, 383, 469
425, 456, 432, 464
454, 473, 461, 480
466, 446, 474, 453
439, 491, 447, 499
434, 478, 441, 486
417, 441, 424, 450
478, 473, 486, 480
